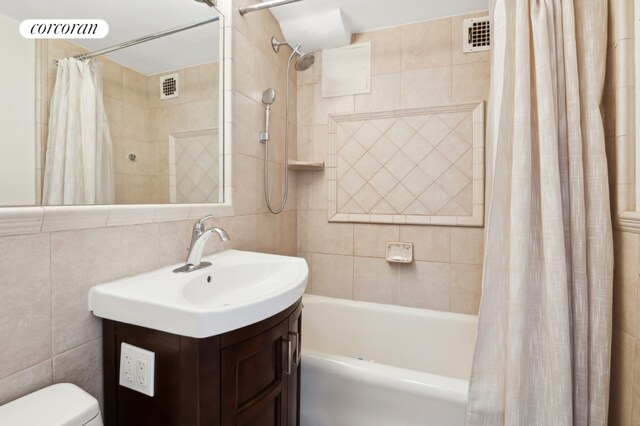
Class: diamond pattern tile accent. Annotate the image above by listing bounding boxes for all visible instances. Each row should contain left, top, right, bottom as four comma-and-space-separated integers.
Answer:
369, 136, 397, 164
353, 152, 383, 181
404, 199, 429, 215
386, 184, 414, 213
402, 167, 433, 197
339, 168, 366, 197
437, 130, 470, 163
456, 149, 473, 179
342, 198, 365, 213
404, 115, 431, 131
371, 199, 396, 214
402, 133, 433, 163
337, 185, 350, 209
370, 118, 396, 133
353, 183, 382, 212
437, 166, 469, 197
331, 104, 483, 220
438, 112, 468, 128
353, 122, 382, 150
419, 150, 452, 181
418, 116, 453, 145
386, 120, 415, 148
454, 184, 473, 214
385, 151, 415, 181
173, 133, 220, 203
369, 168, 398, 197
339, 139, 366, 166
340, 121, 365, 135
418, 183, 451, 213
439, 199, 468, 216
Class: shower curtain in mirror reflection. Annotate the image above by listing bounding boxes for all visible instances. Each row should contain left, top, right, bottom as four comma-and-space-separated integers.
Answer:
466, 0, 612, 425
43, 58, 115, 205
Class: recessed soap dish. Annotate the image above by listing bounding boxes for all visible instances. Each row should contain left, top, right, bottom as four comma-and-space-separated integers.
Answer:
385, 242, 413, 263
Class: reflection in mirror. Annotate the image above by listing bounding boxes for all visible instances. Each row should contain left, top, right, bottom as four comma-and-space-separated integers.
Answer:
0, 1, 223, 207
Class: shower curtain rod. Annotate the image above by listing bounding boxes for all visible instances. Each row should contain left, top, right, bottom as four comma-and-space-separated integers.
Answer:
239, 0, 303, 16
54, 16, 220, 65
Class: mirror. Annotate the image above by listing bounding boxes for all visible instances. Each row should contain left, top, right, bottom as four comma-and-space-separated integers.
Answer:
0, 0, 223, 207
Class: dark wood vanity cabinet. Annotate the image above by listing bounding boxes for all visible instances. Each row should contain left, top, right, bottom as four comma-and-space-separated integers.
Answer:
103, 299, 302, 426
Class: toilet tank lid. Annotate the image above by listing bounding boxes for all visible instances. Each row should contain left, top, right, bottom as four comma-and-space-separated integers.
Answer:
0, 383, 100, 426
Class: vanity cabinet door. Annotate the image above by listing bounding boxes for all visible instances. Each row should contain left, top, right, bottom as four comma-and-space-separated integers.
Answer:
285, 303, 302, 426
221, 320, 289, 426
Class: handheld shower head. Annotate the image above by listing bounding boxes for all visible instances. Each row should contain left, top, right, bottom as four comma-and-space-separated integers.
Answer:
260, 88, 276, 144
262, 88, 276, 106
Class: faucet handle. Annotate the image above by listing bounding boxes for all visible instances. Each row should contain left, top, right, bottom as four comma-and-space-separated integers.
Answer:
194, 214, 215, 232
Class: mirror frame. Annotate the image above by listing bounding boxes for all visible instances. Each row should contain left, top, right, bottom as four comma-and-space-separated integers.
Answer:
0, 1, 234, 237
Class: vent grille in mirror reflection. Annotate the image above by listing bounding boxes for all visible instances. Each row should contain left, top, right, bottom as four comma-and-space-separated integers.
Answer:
160, 73, 179, 99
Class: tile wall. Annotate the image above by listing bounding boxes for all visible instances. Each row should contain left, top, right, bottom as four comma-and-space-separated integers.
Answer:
0, 0, 297, 409
296, 12, 490, 314
605, 0, 640, 424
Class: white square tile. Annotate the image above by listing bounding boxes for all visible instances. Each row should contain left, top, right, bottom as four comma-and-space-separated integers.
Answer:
385, 151, 415, 181
386, 119, 415, 148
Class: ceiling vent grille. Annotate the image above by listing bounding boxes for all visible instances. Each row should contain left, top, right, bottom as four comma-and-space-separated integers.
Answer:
160, 73, 179, 99
463, 17, 490, 53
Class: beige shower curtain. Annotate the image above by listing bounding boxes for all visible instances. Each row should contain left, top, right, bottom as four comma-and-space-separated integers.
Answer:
43, 58, 115, 205
466, 0, 613, 425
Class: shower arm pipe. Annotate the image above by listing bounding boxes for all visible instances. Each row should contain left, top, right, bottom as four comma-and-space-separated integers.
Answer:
53, 16, 220, 65
239, 0, 303, 16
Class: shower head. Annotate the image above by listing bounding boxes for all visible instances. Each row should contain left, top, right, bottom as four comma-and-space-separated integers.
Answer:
295, 51, 315, 71
271, 36, 315, 71
262, 88, 276, 106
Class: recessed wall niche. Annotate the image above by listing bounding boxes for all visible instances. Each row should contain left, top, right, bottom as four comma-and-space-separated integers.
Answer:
327, 102, 484, 226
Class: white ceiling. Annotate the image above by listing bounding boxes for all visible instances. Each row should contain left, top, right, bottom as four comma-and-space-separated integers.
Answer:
0, 0, 487, 75
0, 0, 220, 75
269, 0, 489, 34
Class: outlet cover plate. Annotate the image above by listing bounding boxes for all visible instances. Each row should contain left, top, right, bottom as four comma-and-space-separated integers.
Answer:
119, 342, 155, 396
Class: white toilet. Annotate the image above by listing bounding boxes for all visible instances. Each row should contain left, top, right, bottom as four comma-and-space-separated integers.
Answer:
0, 383, 103, 425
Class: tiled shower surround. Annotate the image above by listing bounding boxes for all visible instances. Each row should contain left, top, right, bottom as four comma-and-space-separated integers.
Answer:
297, 12, 489, 313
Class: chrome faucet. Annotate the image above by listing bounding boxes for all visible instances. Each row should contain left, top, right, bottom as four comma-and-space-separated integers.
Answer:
173, 215, 231, 273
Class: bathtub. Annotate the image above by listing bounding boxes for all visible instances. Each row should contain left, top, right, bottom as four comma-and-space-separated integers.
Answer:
300, 295, 477, 426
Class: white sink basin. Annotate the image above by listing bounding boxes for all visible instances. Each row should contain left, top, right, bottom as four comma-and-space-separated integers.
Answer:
88, 250, 309, 338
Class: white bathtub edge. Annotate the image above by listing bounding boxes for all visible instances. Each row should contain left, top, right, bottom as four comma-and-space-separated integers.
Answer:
302, 349, 469, 405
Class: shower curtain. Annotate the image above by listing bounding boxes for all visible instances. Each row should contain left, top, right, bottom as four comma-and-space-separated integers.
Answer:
466, 0, 613, 425
43, 58, 115, 205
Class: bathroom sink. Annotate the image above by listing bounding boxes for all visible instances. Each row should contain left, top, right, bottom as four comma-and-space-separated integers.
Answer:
88, 250, 308, 338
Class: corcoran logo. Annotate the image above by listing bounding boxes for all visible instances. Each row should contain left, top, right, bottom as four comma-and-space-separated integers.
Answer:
19, 19, 109, 39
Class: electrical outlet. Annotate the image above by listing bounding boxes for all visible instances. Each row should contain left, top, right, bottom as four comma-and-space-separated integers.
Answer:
123, 354, 133, 382
119, 343, 155, 397
137, 359, 146, 386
